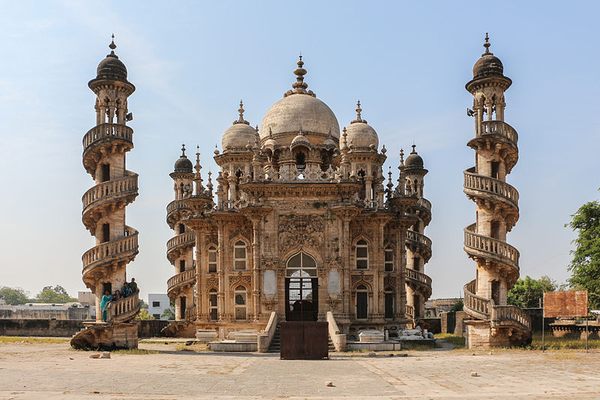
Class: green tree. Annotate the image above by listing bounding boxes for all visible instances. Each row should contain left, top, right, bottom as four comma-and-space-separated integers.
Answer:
567, 199, 600, 309
450, 299, 464, 312
0, 287, 30, 305
136, 308, 155, 320
508, 276, 557, 308
35, 285, 77, 303
161, 308, 175, 320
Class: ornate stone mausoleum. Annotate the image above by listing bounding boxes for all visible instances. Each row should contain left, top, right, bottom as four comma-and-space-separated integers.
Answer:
165, 57, 433, 340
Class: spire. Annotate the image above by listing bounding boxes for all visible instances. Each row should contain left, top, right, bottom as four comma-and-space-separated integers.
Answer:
342, 127, 348, 148
285, 55, 315, 97
400, 148, 405, 165
386, 166, 394, 200
207, 171, 213, 196
293, 55, 308, 91
194, 145, 203, 193
483, 32, 492, 55
108, 34, 117, 57
234, 100, 249, 125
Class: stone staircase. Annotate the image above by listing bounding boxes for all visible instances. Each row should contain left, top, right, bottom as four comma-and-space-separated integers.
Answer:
267, 323, 281, 353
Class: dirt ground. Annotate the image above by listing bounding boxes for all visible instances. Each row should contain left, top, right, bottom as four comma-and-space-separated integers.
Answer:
0, 340, 599, 399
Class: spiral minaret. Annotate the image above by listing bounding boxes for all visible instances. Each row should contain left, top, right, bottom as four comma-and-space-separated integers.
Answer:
166, 145, 197, 323
400, 146, 432, 322
462, 34, 531, 348
73, 37, 140, 350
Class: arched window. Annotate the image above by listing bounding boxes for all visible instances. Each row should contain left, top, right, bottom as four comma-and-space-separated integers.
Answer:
178, 224, 185, 234
209, 289, 218, 321
356, 284, 368, 319
233, 241, 247, 270
234, 286, 247, 320
356, 240, 368, 269
384, 248, 394, 272
286, 252, 317, 277
208, 246, 217, 273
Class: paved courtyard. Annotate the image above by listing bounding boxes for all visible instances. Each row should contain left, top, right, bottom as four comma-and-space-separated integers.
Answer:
0, 341, 599, 399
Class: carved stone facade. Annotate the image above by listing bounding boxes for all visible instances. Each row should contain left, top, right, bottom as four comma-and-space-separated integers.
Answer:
165, 57, 433, 338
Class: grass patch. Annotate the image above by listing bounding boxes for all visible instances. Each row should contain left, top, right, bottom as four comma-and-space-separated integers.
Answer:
175, 343, 209, 352
0, 336, 70, 344
529, 333, 600, 350
435, 334, 465, 348
112, 348, 159, 355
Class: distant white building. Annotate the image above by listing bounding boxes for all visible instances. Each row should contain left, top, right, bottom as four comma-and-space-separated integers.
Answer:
148, 294, 172, 320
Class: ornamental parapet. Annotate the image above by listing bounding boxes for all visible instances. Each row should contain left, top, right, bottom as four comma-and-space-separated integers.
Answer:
463, 224, 519, 271
167, 269, 196, 298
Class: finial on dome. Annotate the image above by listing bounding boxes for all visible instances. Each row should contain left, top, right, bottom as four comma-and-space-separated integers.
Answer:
483, 32, 491, 55
292, 54, 308, 92
411, 144, 417, 154
181, 143, 186, 157
255, 125, 259, 134
109, 34, 116, 51
351, 100, 367, 124
233, 100, 249, 125
400, 148, 405, 165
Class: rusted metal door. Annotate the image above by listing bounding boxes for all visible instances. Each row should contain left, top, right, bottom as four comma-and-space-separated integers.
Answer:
280, 321, 328, 360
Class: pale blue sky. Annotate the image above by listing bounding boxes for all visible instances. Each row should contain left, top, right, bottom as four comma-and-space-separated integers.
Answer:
0, 1, 598, 300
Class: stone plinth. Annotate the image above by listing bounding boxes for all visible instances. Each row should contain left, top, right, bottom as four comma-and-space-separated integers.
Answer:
358, 330, 384, 343
71, 322, 138, 350
195, 329, 218, 343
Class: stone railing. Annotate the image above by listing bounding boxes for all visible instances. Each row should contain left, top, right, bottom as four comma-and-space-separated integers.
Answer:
492, 305, 532, 330
167, 268, 196, 294
464, 224, 519, 270
82, 229, 139, 273
406, 230, 432, 253
326, 311, 347, 352
166, 231, 195, 260
463, 279, 491, 319
404, 268, 432, 287
464, 169, 519, 208
258, 311, 279, 353
82, 173, 138, 211
417, 197, 432, 211
477, 120, 518, 145
83, 123, 133, 153
107, 291, 140, 323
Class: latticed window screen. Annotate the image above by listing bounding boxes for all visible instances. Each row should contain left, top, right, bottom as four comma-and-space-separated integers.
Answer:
234, 286, 247, 320
356, 240, 369, 269
233, 241, 247, 270
208, 247, 217, 273
384, 248, 394, 272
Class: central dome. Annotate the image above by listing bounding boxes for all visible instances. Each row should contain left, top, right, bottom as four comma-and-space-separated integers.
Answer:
260, 94, 340, 140
260, 57, 340, 142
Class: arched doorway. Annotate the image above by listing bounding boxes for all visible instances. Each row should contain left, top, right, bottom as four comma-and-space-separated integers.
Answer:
285, 252, 318, 321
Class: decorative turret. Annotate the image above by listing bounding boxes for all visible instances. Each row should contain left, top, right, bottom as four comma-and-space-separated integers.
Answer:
462, 34, 530, 348
400, 145, 432, 320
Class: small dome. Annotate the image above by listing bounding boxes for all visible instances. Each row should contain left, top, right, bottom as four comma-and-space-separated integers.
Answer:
174, 145, 193, 173
472, 34, 504, 80
404, 145, 424, 170
290, 131, 311, 149
95, 37, 128, 81
222, 123, 258, 150
473, 53, 504, 79
221, 101, 259, 151
344, 101, 378, 150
